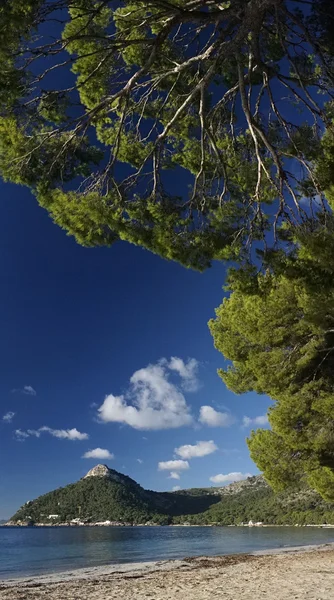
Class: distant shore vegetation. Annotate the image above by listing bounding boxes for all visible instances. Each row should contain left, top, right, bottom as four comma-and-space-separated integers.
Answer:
9, 472, 334, 527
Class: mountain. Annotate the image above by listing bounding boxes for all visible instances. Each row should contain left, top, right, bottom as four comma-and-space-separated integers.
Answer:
176, 475, 268, 497
9, 465, 220, 525
9, 465, 334, 526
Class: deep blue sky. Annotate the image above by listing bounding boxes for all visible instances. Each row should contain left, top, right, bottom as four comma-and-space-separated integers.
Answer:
0, 180, 271, 519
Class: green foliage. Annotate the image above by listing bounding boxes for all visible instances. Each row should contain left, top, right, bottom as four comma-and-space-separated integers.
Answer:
178, 484, 334, 526
0, 117, 103, 190
11, 471, 220, 524
62, 1, 115, 111
209, 225, 334, 501
11, 471, 334, 526
12, 477, 156, 524
0, 0, 333, 269
0, 0, 42, 109
314, 127, 334, 199
2, 0, 334, 504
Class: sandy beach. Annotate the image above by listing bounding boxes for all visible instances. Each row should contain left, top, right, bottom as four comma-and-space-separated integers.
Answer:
1, 544, 334, 600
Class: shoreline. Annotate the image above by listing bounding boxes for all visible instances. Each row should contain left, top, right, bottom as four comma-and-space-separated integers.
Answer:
1, 542, 334, 586
2, 522, 334, 528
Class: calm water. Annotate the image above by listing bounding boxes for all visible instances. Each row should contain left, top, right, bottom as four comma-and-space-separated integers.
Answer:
1, 526, 334, 580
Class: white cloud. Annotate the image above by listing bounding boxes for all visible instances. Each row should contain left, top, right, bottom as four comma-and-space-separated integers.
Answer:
98, 360, 195, 430
26, 429, 41, 437
165, 357, 200, 392
199, 406, 235, 427
12, 385, 36, 396
242, 414, 269, 428
82, 448, 114, 459
14, 426, 89, 441
175, 440, 218, 460
14, 429, 29, 441
172, 486, 181, 491
39, 426, 89, 440
23, 385, 37, 396
137, 458, 143, 464
2, 411, 15, 423
169, 471, 181, 480
209, 472, 252, 484
158, 460, 189, 471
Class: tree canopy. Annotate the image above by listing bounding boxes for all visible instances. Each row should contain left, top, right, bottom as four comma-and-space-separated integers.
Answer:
1, 0, 334, 268
2, 0, 334, 502
209, 223, 334, 501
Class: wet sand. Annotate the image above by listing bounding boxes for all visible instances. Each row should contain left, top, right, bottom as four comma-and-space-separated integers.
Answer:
1, 544, 334, 599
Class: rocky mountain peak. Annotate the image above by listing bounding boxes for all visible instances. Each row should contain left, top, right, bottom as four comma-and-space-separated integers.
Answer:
84, 464, 115, 479
83, 464, 132, 485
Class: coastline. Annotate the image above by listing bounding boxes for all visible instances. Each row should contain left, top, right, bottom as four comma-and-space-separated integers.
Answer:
1, 545, 334, 600
2, 522, 334, 528
1, 542, 334, 586
2, 545, 334, 600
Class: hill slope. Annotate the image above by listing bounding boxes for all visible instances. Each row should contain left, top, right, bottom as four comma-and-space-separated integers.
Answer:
10, 465, 220, 525
10, 465, 334, 526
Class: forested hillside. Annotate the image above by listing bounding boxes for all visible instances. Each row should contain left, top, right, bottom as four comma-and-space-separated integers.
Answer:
10, 467, 334, 526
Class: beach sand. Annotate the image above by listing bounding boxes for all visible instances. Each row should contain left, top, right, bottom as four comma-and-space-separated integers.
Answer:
1, 544, 334, 599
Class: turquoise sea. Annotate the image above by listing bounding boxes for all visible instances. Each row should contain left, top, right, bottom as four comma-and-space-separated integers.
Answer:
1, 526, 334, 580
